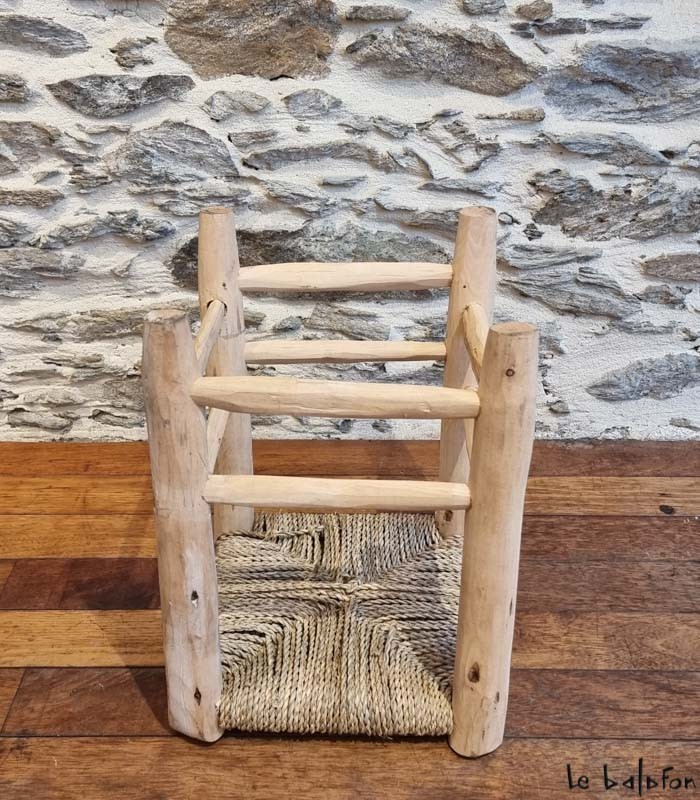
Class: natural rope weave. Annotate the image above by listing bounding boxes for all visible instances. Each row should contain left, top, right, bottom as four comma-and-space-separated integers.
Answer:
216, 511, 461, 736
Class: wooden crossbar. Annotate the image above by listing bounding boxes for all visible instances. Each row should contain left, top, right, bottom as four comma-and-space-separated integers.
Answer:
244, 340, 446, 364
238, 262, 452, 292
190, 375, 480, 419
203, 475, 471, 512
463, 303, 489, 380
194, 299, 226, 374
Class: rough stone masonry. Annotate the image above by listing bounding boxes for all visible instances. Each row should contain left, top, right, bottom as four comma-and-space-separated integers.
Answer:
0, 0, 698, 441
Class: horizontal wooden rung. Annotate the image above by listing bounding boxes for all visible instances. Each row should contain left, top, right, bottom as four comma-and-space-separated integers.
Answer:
203, 475, 471, 511
238, 262, 452, 292
244, 339, 446, 364
190, 376, 479, 419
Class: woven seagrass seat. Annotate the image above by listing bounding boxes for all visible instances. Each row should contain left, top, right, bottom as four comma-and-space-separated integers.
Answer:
142, 205, 538, 757
216, 512, 459, 736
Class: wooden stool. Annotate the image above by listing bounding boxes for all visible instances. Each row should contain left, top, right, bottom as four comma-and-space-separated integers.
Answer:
142, 205, 538, 756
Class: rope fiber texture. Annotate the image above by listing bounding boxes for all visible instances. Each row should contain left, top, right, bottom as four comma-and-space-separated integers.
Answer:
216, 511, 461, 736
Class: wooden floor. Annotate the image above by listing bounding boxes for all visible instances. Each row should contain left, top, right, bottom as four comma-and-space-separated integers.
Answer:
0, 440, 698, 799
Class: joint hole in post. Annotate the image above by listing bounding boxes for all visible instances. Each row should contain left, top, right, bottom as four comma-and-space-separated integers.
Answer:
468, 663, 480, 683
194, 687, 202, 705
191, 590, 199, 607
506, 368, 515, 377
495, 691, 500, 703
444, 510, 453, 523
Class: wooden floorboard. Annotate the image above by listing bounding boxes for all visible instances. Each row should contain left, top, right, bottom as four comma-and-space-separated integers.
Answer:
0, 558, 697, 613
1, 738, 698, 800
4, 667, 698, 740
0, 610, 697, 670
2, 514, 698, 561
0, 440, 697, 798
2, 475, 698, 516
1, 439, 698, 477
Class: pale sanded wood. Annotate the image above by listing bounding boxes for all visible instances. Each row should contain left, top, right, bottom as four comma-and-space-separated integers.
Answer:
244, 339, 446, 364
206, 408, 229, 474
462, 303, 489, 379
238, 261, 452, 292
203, 475, 471, 512
438, 207, 497, 537
198, 208, 254, 534
451, 322, 538, 757
193, 298, 225, 374
142, 309, 223, 742
191, 375, 480, 419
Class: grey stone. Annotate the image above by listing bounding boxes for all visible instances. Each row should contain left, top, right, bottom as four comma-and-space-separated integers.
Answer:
69, 167, 112, 193
107, 121, 238, 186
0, 188, 63, 207
320, 175, 367, 187
21, 387, 84, 406
670, 417, 700, 432
109, 36, 157, 68
170, 224, 450, 288
372, 116, 413, 139
545, 41, 700, 122
0, 74, 29, 103
609, 318, 676, 335
338, 116, 373, 135
7, 408, 74, 432
347, 23, 542, 96
462, 0, 505, 14
346, 4, 410, 20
35, 210, 175, 249
503, 266, 642, 318
418, 178, 501, 198
165, 0, 341, 80
418, 117, 501, 172
0, 216, 31, 247
637, 284, 691, 308
548, 399, 570, 414
515, 0, 552, 21
477, 106, 545, 122
403, 209, 461, 236
91, 409, 143, 428
541, 132, 667, 167
530, 170, 700, 241
640, 253, 700, 282
273, 316, 303, 332
243, 141, 395, 172
589, 15, 650, 31
500, 241, 601, 270
151, 183, 259, 216
47, 74, 195, 118
265, 181, 338, 215
533, 18, 587, 35
228, 129, 278, 149
587, 353, 700, 401
203, 90, 271, 121
0, 121, 59, 176
0, 14, 89, 56
42, 352, 104, 370
305, 303, 390, 340
284, 89, 342, 118
539, 321, 566, 355
0, 249, 82, 297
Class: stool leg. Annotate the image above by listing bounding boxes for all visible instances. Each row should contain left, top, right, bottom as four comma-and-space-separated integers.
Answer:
450, 322, 538, 757
142, 309, 223, 742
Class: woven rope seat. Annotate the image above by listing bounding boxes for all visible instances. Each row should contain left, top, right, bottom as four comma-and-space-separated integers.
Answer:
216, 511, 462, 737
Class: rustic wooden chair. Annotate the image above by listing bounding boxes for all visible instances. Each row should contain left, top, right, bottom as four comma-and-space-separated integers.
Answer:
142, 205, 537, 757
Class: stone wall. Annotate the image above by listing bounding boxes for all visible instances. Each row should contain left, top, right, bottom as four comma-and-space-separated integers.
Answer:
0, 0, 698, 441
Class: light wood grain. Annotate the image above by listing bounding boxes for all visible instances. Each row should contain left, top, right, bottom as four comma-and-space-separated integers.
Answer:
203, 475, 471, 512
238, 261, 452, 292
198, 207, 254, 534
244, 339, 446, 364
193, 298, 225, 374
191, 375, 480, 419
142, 309, 223, 742
451, 322, 538, 757
438, 207, 497, 537
462, 302, 489, 379
1, 611, 696, 669
206, 408, 229, 474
